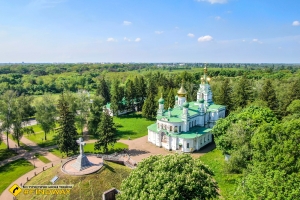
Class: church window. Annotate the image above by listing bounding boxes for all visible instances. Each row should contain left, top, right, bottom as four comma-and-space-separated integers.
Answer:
194, 120, 196, 126
201, 93, 204, 99
164, 124, 166, 130
160, 124, 163, 129
170, 126, 173, 131
174, 126, 178, 132
179, 126, 181, 132
187, 143, 189, 148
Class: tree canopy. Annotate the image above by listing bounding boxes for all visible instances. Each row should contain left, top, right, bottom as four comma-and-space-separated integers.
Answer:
118, 154, 219, 200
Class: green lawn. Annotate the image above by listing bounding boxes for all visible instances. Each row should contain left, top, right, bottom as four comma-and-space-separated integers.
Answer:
49, 142, 128, 158
114, 113, 155, 139
199, 149, 242, 199
35, 153, 51, 164
17, 161, 131, 200
0, 142, 17, 162
0, 158, 33, 194
24, 131, 58, 147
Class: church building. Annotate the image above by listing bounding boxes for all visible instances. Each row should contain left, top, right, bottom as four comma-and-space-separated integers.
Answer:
147, 67, 226, 152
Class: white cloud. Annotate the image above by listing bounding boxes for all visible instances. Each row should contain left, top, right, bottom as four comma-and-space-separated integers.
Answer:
187, 33, 195, 38
292, 21, 300, 26
123, 21, 132, 25
252, 38, 262, 44
155, 31, 164, 34
197, 0, 228, 4
135, 38, 141, 42
215, 16, 221, 20
107, 38, 116, 42
198, 35, 213, 42
124, 37, 131, 42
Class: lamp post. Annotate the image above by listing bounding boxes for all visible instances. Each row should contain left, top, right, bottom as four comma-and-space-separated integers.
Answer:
31, 155, 36, 168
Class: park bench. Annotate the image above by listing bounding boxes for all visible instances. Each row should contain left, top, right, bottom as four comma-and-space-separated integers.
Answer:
50, 176, 59, 184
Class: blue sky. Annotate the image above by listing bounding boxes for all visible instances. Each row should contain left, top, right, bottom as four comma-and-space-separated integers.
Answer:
0, 0, 299, 63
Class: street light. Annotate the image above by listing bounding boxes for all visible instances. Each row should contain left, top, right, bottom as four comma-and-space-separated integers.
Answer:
31, 155, 36, 168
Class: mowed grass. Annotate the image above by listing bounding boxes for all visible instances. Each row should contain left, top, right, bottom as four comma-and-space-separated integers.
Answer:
49, 142, 128, 158
17, 161, 131, 200
0, 142, 17, 162
0, 158, 33, 194
35, 153, 51, 164
25, 131, 59, 147
114, 113, 155, 139
199, 149, 242, 199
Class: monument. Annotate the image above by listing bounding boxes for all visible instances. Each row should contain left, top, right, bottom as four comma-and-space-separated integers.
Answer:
71, 137, 93, 171
61, 137, 103, 175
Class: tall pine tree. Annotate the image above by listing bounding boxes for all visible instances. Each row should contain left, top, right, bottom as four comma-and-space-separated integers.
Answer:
165, 89, 175, 109
260, 79, 278, 112
88, 96, 104, 137
233, 76, 253, 109
56, 93, 78, 156
94, 109, 117, 153
96, 77, 110, 104
215, 78, 233, 114
110, 80, 121, 116
142, 92, 157, 119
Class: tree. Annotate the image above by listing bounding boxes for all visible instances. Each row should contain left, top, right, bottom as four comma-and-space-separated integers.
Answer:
212, 105, 278, 173
0, 90, 17, 149
118, 154, 219, 200
35, 94, 57, 140
110, 80, 122, 116
260, 79, 278, 112
94, 109, 117, 153
125, 79, 136, 110
165, 89, 175, 109
215, 78, 233, 114
12, 95, 35, 146
75, 90, 90, 135
96, 77, 110, 104
87, 96, 104, 136
233, 76, 253, 109
56, 93, 78, 156
142, 93, 157, 119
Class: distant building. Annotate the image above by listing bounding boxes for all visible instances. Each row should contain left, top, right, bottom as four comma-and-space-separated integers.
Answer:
147, 66, 226, 152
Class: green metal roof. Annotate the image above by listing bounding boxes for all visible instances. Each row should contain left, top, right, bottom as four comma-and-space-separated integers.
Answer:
147, 124, 212, 139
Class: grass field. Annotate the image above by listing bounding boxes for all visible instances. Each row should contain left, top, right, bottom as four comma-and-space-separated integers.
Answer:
25, 131, 59, 147
0, 142, 17, 162
35, 153, 51, 164
199, 149, 242, 199
0, 158, 33, 194
49, 142, 128, 158
17, 161, 131, 200
114, 113, 155, 139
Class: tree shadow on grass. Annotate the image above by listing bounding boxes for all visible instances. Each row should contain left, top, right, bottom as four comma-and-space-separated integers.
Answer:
116, 113, 143, 119
116, 130, 137, 140
0, 158, 31, 173
193, 142, 216, 153
0, 149, 17, 162
103, 163, 116, 173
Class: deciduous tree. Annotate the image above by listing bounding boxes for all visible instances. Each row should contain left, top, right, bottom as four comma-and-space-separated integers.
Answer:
118, 154, 219, 200
35, 94, 57, 140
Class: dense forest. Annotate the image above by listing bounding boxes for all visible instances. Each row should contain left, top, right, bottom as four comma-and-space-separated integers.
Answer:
0, 63, 299, 199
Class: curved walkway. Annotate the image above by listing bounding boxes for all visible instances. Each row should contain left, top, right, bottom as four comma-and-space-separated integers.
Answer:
1, 134, 214, 199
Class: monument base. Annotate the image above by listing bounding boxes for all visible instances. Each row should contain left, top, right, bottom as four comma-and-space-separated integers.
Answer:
71, 153, 93, 171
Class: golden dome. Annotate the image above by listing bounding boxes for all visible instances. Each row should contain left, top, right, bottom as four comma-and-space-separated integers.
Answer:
177, 85, 187, 97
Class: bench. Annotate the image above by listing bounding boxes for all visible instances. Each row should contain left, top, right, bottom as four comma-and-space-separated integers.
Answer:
50, 176, 59, 184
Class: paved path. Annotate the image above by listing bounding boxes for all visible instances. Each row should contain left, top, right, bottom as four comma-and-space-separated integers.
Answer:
1, 133, 215, 199
0, 159, 64, 200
